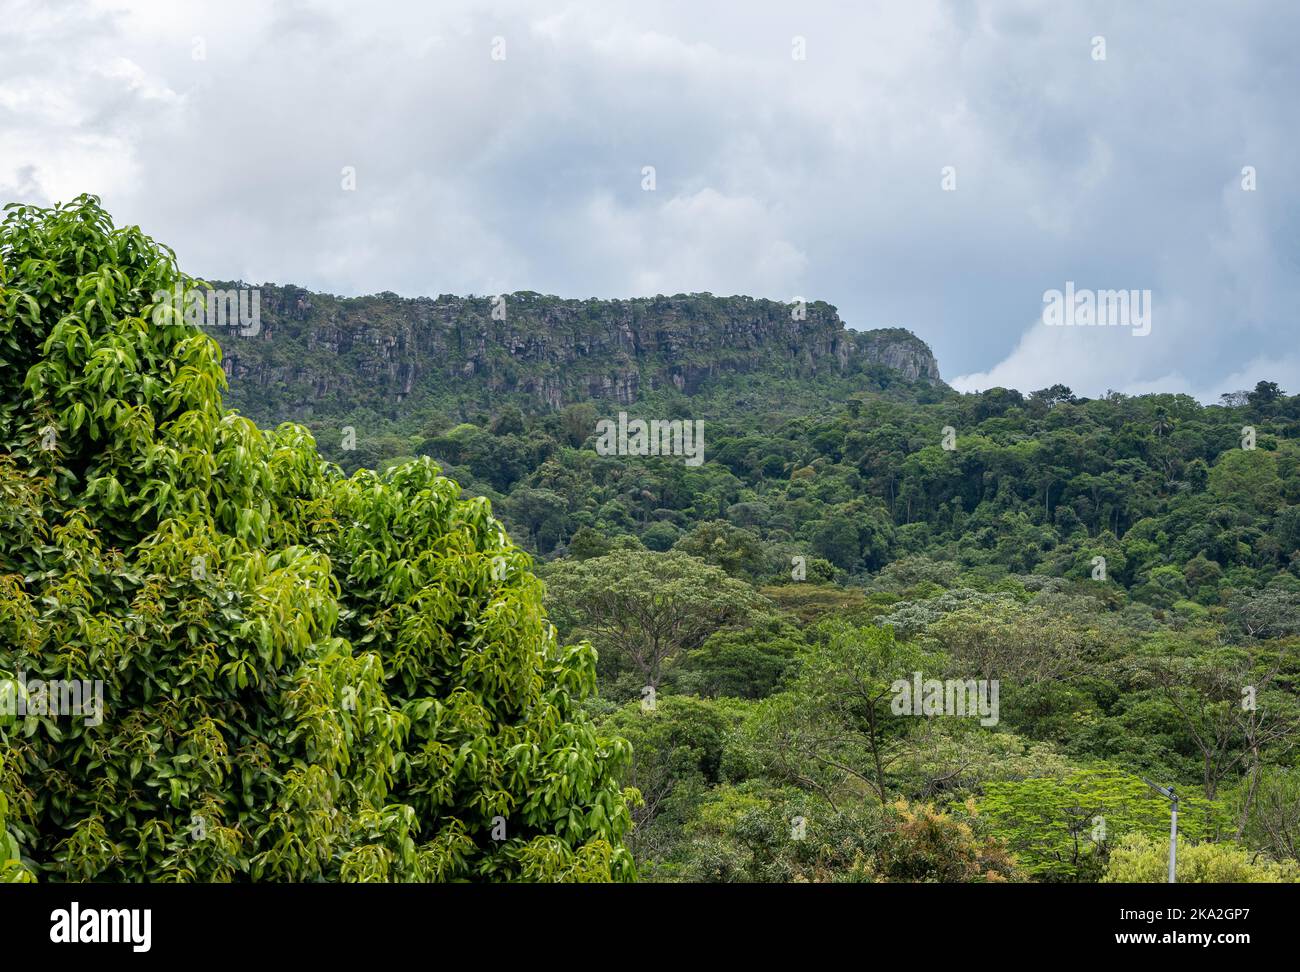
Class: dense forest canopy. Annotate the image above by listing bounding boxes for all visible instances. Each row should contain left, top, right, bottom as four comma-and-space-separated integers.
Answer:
203, 262, 1300, 883
4, 194, 1299, 883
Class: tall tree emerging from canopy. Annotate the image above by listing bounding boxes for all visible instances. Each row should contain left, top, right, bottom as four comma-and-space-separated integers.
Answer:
0, 195, 634, 882
544, 549, 768, 690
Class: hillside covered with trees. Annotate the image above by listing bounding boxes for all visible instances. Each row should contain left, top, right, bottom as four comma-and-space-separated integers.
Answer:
206, 267, 1300, 883
3, 196, 1298, 884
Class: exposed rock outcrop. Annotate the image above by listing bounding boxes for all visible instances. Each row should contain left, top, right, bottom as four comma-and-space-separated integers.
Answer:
207, 285, 942, 418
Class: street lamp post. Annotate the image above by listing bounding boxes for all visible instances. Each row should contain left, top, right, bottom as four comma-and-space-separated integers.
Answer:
1142, 778, 1179, 883
1168, 789, 1178, 883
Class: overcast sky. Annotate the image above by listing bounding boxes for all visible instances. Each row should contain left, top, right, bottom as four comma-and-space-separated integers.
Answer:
2, 0, 1297, 400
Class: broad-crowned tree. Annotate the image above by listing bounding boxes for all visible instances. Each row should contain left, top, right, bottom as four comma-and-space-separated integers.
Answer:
544, 549, 766, 690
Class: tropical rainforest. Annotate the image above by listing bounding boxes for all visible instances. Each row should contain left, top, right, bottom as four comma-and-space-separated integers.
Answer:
3, 195, 1298, 883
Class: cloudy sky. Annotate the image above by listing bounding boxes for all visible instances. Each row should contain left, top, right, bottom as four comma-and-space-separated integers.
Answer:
2, 0, 1297, 399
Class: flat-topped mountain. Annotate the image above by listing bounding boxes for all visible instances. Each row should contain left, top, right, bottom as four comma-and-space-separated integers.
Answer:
205, 286, 942, 422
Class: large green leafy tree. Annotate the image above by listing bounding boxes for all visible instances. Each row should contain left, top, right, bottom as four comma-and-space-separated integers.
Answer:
544, 549, 767, 691
981, 769, 1226, 882
749, 622, 935, 806
0, 195, 633, 881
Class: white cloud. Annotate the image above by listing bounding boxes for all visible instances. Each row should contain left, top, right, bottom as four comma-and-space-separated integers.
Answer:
1197, 355, 1300, 404
1, 0, 1296, 397
951, 318, 1195, 398
572, 188, 806, 298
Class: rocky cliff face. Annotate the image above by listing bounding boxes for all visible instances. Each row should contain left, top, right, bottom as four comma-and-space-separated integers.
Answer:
856, 327, 944, 383
206, 285, 941, 418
